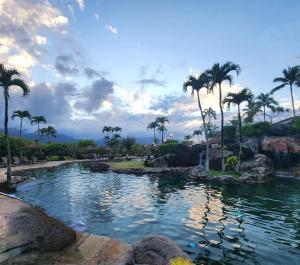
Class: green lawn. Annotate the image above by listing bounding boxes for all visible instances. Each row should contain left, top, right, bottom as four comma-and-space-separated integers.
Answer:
107, 161, 145, 169
210, 170, 240, 178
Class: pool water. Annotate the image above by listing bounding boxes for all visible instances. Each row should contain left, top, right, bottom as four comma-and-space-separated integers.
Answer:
15, 164, 300, 264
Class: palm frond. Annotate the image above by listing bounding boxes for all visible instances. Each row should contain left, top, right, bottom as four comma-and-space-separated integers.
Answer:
271, 83, 286, 94
10, 78, 30, 96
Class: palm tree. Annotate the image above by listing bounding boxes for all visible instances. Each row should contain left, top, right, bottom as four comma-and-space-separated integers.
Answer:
155, 116, 169, 143
183, 73, 211, 172
112, 126, 122, 133
242, 98, 261, 123
193, 129, 203, 143
45, 126, 57, 142
157, 124, 167, 143
11, 110, 31, 136
39, 127, 47, 144
204, 107, 216, 124
205, 62, 241, 171
102, 126, 112, 136
256, 93, 279, 122
147, 121, 159, 144
272, 66, 300, 116
31, 116, 47, 138
0, 64, 30, 187
223, 88, 253, 170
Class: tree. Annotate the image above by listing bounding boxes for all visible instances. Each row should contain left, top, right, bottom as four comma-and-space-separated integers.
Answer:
45, 126, 57, 142
0, 64, 30, 187
183, 73, 211, 172
155, 116, 169, 143
147, 121, 159, 144
102, 126, 112, 136
205, 62, 241, 171
31, 116, 47, 138
193, 129, 203, 143
256, 93, 279, 122
204, 107, 216, 124
39, 127, 47, 144
112, 126, 122, 133
11, 110, 31, 136
78, 139, 97, 148
242, 98, 261, 123
223, 88, 253, 169
272, 66, 300, 116
122, 137, 136, 152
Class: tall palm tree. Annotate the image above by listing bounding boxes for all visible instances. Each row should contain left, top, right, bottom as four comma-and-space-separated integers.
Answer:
183, 73, 211, 172
112, 126, 122, 133
39, 127, 47, 144
157, 124, 167, 143
31, 116, 47, 138
242, 98, 261, 123
193, 129, 203, 143
155, 116, 169, 143
45, 126, 57, 142
204, 107, 216, 124
205, 62, 241, 171
11, 110, 31, 136
272, 66, 300, 116
223, 88, 253, 170
147, 121, 159, 144
0, 64, 30, 187
102, 126, 112, 136
256, 93, 279, 122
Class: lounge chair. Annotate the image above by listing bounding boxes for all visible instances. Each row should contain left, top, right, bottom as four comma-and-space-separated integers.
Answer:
12, 156, 21, 165
1, 157, 18, 166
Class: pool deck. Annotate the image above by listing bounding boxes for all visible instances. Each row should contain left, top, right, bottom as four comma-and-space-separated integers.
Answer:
0, 160, 86, 184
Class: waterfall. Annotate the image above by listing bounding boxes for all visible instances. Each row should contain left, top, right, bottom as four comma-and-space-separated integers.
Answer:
199, 151, 205, 168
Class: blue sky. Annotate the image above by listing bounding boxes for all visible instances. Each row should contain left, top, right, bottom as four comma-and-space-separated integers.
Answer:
1, 0, 300, 139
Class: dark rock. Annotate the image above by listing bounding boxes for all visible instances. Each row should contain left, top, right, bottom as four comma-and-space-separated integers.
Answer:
242, 138, 259, 159
82, 161, 111, 172
133, 235, 190, 265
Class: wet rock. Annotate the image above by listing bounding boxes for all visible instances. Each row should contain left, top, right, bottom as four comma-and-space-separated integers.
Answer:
83, 161, 111, 172
133, 235, 190, 265
261, 136, 300, 154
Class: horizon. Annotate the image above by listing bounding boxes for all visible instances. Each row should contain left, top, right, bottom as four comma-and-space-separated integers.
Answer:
0, 0, 300, 139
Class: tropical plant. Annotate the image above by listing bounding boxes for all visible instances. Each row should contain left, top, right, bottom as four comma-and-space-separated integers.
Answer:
225, 155, 238, 171
147, 121, 159, 144
102, 126, 112, 136
193, 129, 203, 143
243, 121, 270, 138
31, 116, 47, 138
39, 127, 48, 143
112, 126, 122, 133
223, 88, 253, 169
272, 66, 300, 116
256, 93, 279, 122
204, 107, 216, 124
44, 126, 57, 142
155, 116, 169, 143
0, 64, 30, 187
122, 137, 136, 151
266, 106, 289, 123
11, 110, 31, 136
170, 257, 194, 265
242, 98, 261, 123
183, 73, 211, 172
205, 62, 241, 171
78, 139, 97, 148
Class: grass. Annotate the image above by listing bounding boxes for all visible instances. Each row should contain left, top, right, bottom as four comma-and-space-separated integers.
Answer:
107, 161, 145, 169
210, 170, 240, 178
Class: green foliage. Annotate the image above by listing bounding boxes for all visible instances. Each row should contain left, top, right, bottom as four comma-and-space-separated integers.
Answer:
223, 125, 237, 144
243, 121, 270, 138
164, 139, 179, 144
158, 143, 180, 155
226, 155, 238, 171
44, 142, 69, 156
121, 137, 136, 151
77, 139, 97, 148
0, 135, 33, 157
130, 143, 147, 155
291, 117, 300, 135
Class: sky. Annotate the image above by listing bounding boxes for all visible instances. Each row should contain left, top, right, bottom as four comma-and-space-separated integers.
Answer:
0, 0, 300, 140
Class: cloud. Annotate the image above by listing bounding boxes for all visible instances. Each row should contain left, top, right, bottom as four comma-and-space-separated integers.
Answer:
76, 0, 84, 11
75, 78, 114, 112
84, 67, 107, 79
0, 0, 68, 74
105, 25, 118, 34
137, 79, 166, 87
55, 54, 79, 76
95, 14, 100, 21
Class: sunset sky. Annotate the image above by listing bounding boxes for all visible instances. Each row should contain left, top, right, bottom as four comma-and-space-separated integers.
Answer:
0, 0, 299, 139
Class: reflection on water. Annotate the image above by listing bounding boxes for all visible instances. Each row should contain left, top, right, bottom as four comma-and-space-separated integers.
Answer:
15, 164, 300, 264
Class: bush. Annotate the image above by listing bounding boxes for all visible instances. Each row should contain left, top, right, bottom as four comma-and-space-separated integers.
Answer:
164, 139, 179, 144
291, 117, 300, 135
77, 139, 97, 148
0, 135, 33, 157
226, 155, 238, 171
47, 155, 65, 161
158, 143, 180, 155
44, 142, 69, 156
224, 125, 237, 144
243, 122, 270, 138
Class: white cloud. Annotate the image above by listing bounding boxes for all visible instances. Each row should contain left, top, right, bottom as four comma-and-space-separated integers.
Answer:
95, 13, 100, 21
105, 25, 118, 34
76, 0, 84, 11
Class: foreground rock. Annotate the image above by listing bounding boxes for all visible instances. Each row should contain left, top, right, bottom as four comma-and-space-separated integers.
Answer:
81, 161, 111, 172
1, 195, 189, 265
133, 235, 190, 265
113, 167, 193, 176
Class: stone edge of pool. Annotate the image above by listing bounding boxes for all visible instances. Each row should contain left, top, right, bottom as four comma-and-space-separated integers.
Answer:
0, 193, 190, 265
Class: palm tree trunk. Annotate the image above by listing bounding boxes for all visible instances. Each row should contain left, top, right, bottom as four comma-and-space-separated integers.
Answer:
161, 131, 163, 144
197, 91, 209, 172
4, 89, 12, 187
219, 83, 225, 171
153, 129, 156, 144
263, 106, 266, 122
237, 104, 242, 171
290, 84, 296, 116
19, 118, 23, 136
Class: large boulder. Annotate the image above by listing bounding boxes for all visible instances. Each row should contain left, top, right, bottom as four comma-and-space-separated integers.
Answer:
261, 136, 300, 154
133, 235, 190, 265
239, 154, 274, 183
242, 138, 259, 159
82, 161, 111, 172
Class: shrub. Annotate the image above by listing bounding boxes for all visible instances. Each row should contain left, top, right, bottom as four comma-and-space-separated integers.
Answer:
291, 117, 300, 135
164, 139, 179, 144
243, 121, 270, 138
44, 142, 69, 156
224, 125, 237, 144
170, 257, 194, 265
226, 155, 238, 170
0, 135, 33, 157
158, 143, 180, 155
77, 139, 97, 148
